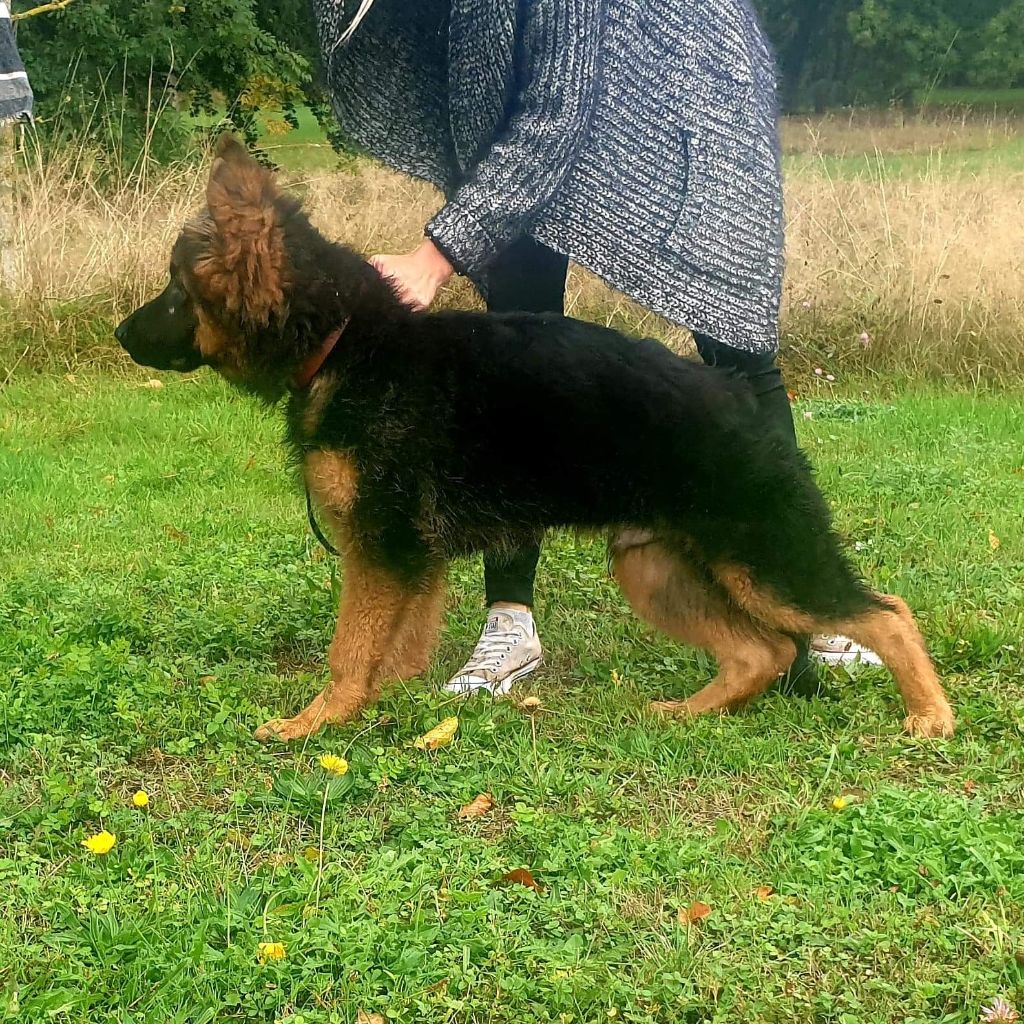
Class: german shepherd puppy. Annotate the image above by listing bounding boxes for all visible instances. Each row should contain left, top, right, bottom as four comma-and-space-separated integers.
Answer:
115, 137, 954, 743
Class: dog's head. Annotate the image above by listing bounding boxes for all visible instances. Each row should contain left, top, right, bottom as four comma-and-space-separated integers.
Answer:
115, 135, 337, 397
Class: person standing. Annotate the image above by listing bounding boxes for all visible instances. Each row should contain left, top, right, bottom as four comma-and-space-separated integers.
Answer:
313, 0, 874, 697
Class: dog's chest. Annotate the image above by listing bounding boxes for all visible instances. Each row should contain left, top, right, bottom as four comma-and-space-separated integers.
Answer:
304, 450, 359, 516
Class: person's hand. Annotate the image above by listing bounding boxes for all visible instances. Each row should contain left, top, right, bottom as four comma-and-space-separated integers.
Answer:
370, 238, 454, 310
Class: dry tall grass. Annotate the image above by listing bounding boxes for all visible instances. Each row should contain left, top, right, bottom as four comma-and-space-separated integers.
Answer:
782, 164, 1024, 377
3, 113, 1023, 381
781, 107, 1024, 159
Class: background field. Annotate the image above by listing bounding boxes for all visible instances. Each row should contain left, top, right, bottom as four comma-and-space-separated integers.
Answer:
1, 100, 1023, 1023
1, 371, 1022, 1023
4, 103, 1024, 383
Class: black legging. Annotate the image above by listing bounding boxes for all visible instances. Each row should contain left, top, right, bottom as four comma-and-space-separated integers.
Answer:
482, 238, 569, 607
482, 236, 800, 607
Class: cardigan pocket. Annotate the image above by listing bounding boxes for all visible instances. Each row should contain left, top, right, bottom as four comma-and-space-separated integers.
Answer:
636, 8, 759, 272
663, 68, 765, 284
670, 127, 707, 239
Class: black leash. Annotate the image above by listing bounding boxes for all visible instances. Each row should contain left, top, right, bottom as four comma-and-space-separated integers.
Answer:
304, 482, 341, 557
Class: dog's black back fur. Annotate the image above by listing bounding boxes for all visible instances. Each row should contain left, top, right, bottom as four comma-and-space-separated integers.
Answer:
115, 139, 958, 743
263, 211, 869, 621
118, 141, 874, 624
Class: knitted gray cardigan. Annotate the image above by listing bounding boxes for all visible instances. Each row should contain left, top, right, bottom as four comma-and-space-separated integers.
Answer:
314, 0, 784, 353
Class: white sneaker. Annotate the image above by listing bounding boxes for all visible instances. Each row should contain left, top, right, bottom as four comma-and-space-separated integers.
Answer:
444, 608, 542, 697
810, 634, 883, 667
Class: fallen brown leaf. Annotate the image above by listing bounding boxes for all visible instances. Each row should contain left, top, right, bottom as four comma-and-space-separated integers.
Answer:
498, 868, 543, 892
356, 1012, 386, 1024
963, 778, 977, 795
755, 886, 774, 901
164, 525, 189, 544
678, 901, 712, 925
989, 530, 1001, 551
458, 793, 495, 820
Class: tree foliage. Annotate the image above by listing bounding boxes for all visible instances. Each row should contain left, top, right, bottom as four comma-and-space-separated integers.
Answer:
13, 0, 318, 160
969, 0, 1024, 88
10, 0, 1024, 160
756, 0, 1023, 109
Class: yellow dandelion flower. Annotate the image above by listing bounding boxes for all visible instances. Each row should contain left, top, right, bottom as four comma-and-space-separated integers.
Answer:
132, 790, 150, 808
82, 830, 117, 855
318, 754, 349, 776
258, 941, 286, 962
832, 796, 850, 811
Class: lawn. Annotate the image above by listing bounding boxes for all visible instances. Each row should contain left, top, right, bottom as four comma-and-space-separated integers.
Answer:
253, 105, 1024, 178
923, 87, 1024, 114
1, 366, 1022, 1023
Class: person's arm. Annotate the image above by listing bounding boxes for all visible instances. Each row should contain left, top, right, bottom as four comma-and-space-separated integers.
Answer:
373, 0, 602, 307
427, 0, 603, 276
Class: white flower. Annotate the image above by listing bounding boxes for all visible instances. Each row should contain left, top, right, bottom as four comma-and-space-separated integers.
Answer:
981, 996, 1020, 1023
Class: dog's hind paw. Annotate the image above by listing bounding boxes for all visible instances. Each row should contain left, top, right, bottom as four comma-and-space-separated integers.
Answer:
904, 707, 955, 739
648, 699, 694, 717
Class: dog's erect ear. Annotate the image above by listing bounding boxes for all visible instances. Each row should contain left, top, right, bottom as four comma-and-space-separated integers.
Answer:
198, 134, 287, 326
213, 132, 249, 161
207, 133, 254, 195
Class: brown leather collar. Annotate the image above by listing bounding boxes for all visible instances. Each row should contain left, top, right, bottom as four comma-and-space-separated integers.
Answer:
293, 318, 350, 390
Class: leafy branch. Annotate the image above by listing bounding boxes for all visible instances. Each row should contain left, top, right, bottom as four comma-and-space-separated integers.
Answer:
12, 0, 77, 21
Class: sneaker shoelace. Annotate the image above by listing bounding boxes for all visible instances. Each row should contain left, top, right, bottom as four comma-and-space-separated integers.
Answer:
460, 629, 523, 676
818, 635, 856, 649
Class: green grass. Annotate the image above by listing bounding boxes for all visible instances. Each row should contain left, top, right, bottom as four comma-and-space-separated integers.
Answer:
188, 106, 348, 174
1, 368, 1023, 1023
923, 87, 1024, 113
245, 104, 1024, 178
782, 133, 1024, 179
252, 106, 349, 174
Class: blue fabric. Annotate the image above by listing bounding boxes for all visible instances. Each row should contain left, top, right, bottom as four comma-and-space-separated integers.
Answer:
0, 3, 33, 125
316, 0, 784, 353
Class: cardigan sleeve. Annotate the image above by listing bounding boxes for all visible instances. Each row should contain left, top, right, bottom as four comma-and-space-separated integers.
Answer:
425, 0, 602, 277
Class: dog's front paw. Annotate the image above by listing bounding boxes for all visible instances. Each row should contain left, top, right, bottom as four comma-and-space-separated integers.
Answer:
254, 692, 331, 743
254, 688, 367, 743
254, 714, 326, 744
